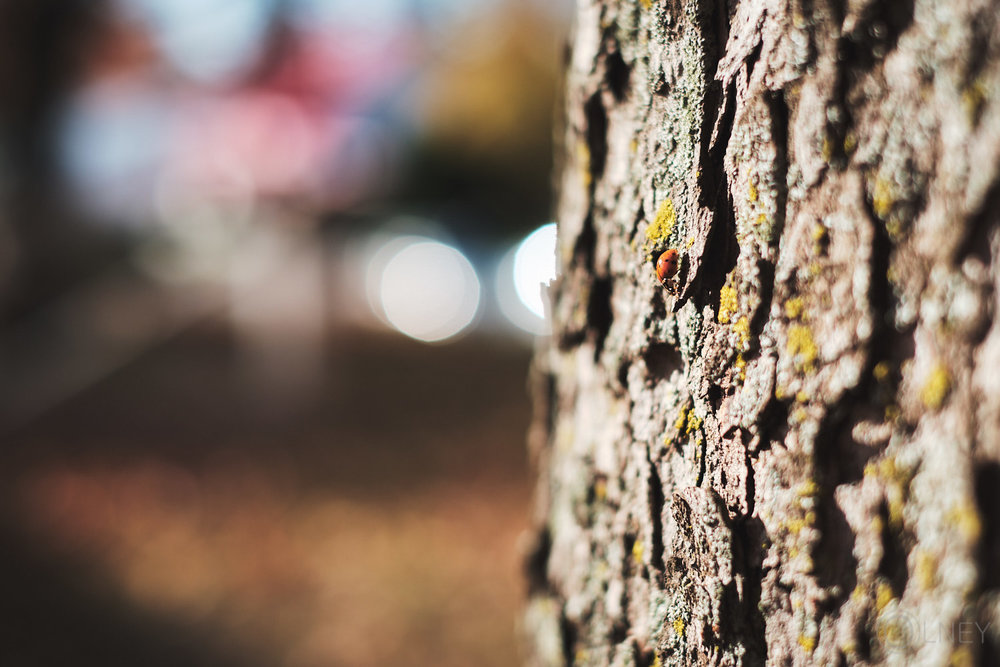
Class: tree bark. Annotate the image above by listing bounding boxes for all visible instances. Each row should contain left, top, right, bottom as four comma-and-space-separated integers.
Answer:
523, 1, 1000, 665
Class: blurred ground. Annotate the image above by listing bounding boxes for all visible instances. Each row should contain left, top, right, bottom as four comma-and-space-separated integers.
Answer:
0, 325, 533, 667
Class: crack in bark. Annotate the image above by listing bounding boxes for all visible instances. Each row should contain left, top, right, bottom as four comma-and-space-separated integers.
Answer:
560, 606, 578, 665
974, 463, 1000, 590
958, 176, 1000, 271
525, 527, 553, 597
584, 93, 609, 184
605, 49, 631, 103
587, 277, 614, 360
646, 445, 667, 574
736, 517, 769, 666
686, 0, 738, 307
643, 342, 683, 382
693, 81, 739, 306
858, 178, 915, 410
812, 412, 862, 596
764, 89, 789, 245
696, 430, 708, 487
875, 499, 912, 597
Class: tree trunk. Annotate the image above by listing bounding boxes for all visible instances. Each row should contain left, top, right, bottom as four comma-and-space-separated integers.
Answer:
523, 1, 1000, 665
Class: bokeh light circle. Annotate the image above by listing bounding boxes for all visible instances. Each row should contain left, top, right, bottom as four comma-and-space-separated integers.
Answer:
498, 223, 557, 335
377, 239, 480, 343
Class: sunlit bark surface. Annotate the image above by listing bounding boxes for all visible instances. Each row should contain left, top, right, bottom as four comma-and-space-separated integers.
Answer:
524, 1, 1000, 665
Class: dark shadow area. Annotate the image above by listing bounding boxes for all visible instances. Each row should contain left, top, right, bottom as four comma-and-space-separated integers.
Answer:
0, 511, 263, 667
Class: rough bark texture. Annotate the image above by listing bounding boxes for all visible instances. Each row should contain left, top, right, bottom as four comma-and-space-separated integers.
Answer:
523, 0, 1000, 665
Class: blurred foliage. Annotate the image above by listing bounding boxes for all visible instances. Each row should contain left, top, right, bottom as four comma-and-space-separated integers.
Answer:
390, 3, 565, 238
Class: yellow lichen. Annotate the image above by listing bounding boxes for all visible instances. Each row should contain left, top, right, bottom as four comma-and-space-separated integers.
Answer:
594, 478, 607, 502
673, 618, 686, 638
886, 218, 904, 240
873, 361, 891, 382
915, 550, 937, 590
871, 455, 900, 478
887, 496, 905, 528
686, 412, 703, 433
733, 316, 750, 349
787, 325, 818, 372
674, 404, 689, 431
748, 179, 758, 202
798, 635, 816, 653
735, 353, 747, 381
685, 235, 696, 249
821, 136, 833, 161
795, 391, 809, 403
797, 480, 818, 498
646, 198, 676, 243
787, 517, 808, 535
872, 178, 894, 220
812, 224, 829, 254
866, 457, 917, 523
877, 612, 910, 648
948, 502, 982, 542
632, 540, 644, 565
785, 297, 804, 320
962, 78, 987, 124
921, 363, 951, 410
843, 132, 857, 155
875, 582, 895, 613
640, 0, 653, 9
756, 213, 768, 226
718, 285, 739, 324
951, 646, 974, 667
577, 141, 592, 189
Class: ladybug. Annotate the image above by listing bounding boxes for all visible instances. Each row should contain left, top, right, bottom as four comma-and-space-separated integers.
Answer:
655, 249, 679, 293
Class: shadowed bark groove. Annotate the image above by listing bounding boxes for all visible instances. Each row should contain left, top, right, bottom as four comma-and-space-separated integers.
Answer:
526, 0, 1000, 665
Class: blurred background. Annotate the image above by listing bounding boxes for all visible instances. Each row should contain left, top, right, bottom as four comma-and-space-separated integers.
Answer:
0, 1, 569, 664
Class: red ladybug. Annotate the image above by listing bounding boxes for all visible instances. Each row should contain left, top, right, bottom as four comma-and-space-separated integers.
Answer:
655, 249, 679, 292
